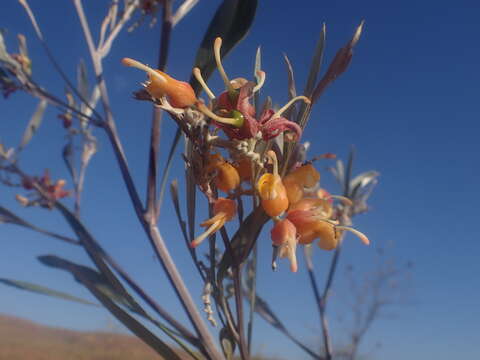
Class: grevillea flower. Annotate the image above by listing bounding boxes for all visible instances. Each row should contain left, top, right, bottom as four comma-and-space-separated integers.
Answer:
283, 164, 321, 204
271, 218, 298, 272
17, 170, 70, 209
191, 198, 237, 248
122, 57, 197, 108
192, 37, 310, 141
257, 151, 289, 217
287, 204, 369, 250
206, 154, 240, 193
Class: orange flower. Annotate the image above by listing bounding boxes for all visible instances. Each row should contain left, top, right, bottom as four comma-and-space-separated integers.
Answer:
287, 208, 369, 250
288, 198, 333, 219
206, 154, 240, 193
233, 157, 252, 182
271, 219, 298, 272
122, 57, 197, 108
283, 164, 320, 204
257, 151, 289, 217
191, 198, 237, 248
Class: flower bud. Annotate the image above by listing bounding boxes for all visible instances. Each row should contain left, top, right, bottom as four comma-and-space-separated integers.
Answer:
122, 57, 197, 108
283, 164, 320, 204
207, 154, 240, 193
270, 219, 298, 272
257, 151, 289, 217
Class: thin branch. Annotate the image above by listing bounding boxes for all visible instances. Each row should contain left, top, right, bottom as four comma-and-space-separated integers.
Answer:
98, 0, 140, 57
17, 0, 102, 122
304, 247, 332, 359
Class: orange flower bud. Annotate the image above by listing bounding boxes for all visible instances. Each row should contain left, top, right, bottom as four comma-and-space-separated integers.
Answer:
191, 198, 237, 248
257, 173, 289, 217
233, 157, 252, 182
283, 164, 320, 204
257, 151, 289, 217
122, 58, 197, 108
271, 219, 298, 272
206, 154, 240, 193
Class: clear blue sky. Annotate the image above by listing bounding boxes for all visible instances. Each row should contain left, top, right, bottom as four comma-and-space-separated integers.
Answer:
1, 0, 480, 359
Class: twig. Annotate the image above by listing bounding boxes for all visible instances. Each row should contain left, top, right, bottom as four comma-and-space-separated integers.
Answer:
17, 0, 102, 122
98, 0, 140, 57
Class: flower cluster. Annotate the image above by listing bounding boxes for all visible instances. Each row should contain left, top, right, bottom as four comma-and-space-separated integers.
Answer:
16, 170, 70, 209
123, 36, 369, 272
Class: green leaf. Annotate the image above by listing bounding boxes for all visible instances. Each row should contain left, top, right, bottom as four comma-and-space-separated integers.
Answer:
37, 255, 182, 360
189, 0, 258, 94
19, 99, 47, 150
0, 278, 98, 306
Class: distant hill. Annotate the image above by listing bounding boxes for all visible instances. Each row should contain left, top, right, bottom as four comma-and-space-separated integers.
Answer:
0, 314, 284, 360
0, 313, 162, 360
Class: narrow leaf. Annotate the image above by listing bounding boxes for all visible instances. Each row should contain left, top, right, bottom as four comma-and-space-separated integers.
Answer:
283, 53, 297, 121
0, 205, 79, 244
283, 54, 296, 100
304, 24, 326, 97
0, 278, 98, 306
77, 59, 88, 100
55, 202, 144, 314
62, 140, 76, 181
0, 29, 17, 66
19, 99, 47, 150
350, 170, 379, 196
77, 59, 89, 112
157, 129, 181, 214
37, 255, 182, 360
312, 21, 364, 104
189, 0, 258, 93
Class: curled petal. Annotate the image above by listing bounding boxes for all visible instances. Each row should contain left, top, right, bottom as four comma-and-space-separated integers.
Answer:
261, 116, 302, 141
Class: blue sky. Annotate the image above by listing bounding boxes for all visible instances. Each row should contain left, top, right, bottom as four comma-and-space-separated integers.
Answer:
1, 0, 480, 359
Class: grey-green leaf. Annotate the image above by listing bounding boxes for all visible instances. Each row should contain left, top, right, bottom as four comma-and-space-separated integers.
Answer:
19, 99, 47, 150
304, 24, 326, 97
37, 255, 181, 360
0, 277, 98, 306
77, 59, 89, 111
